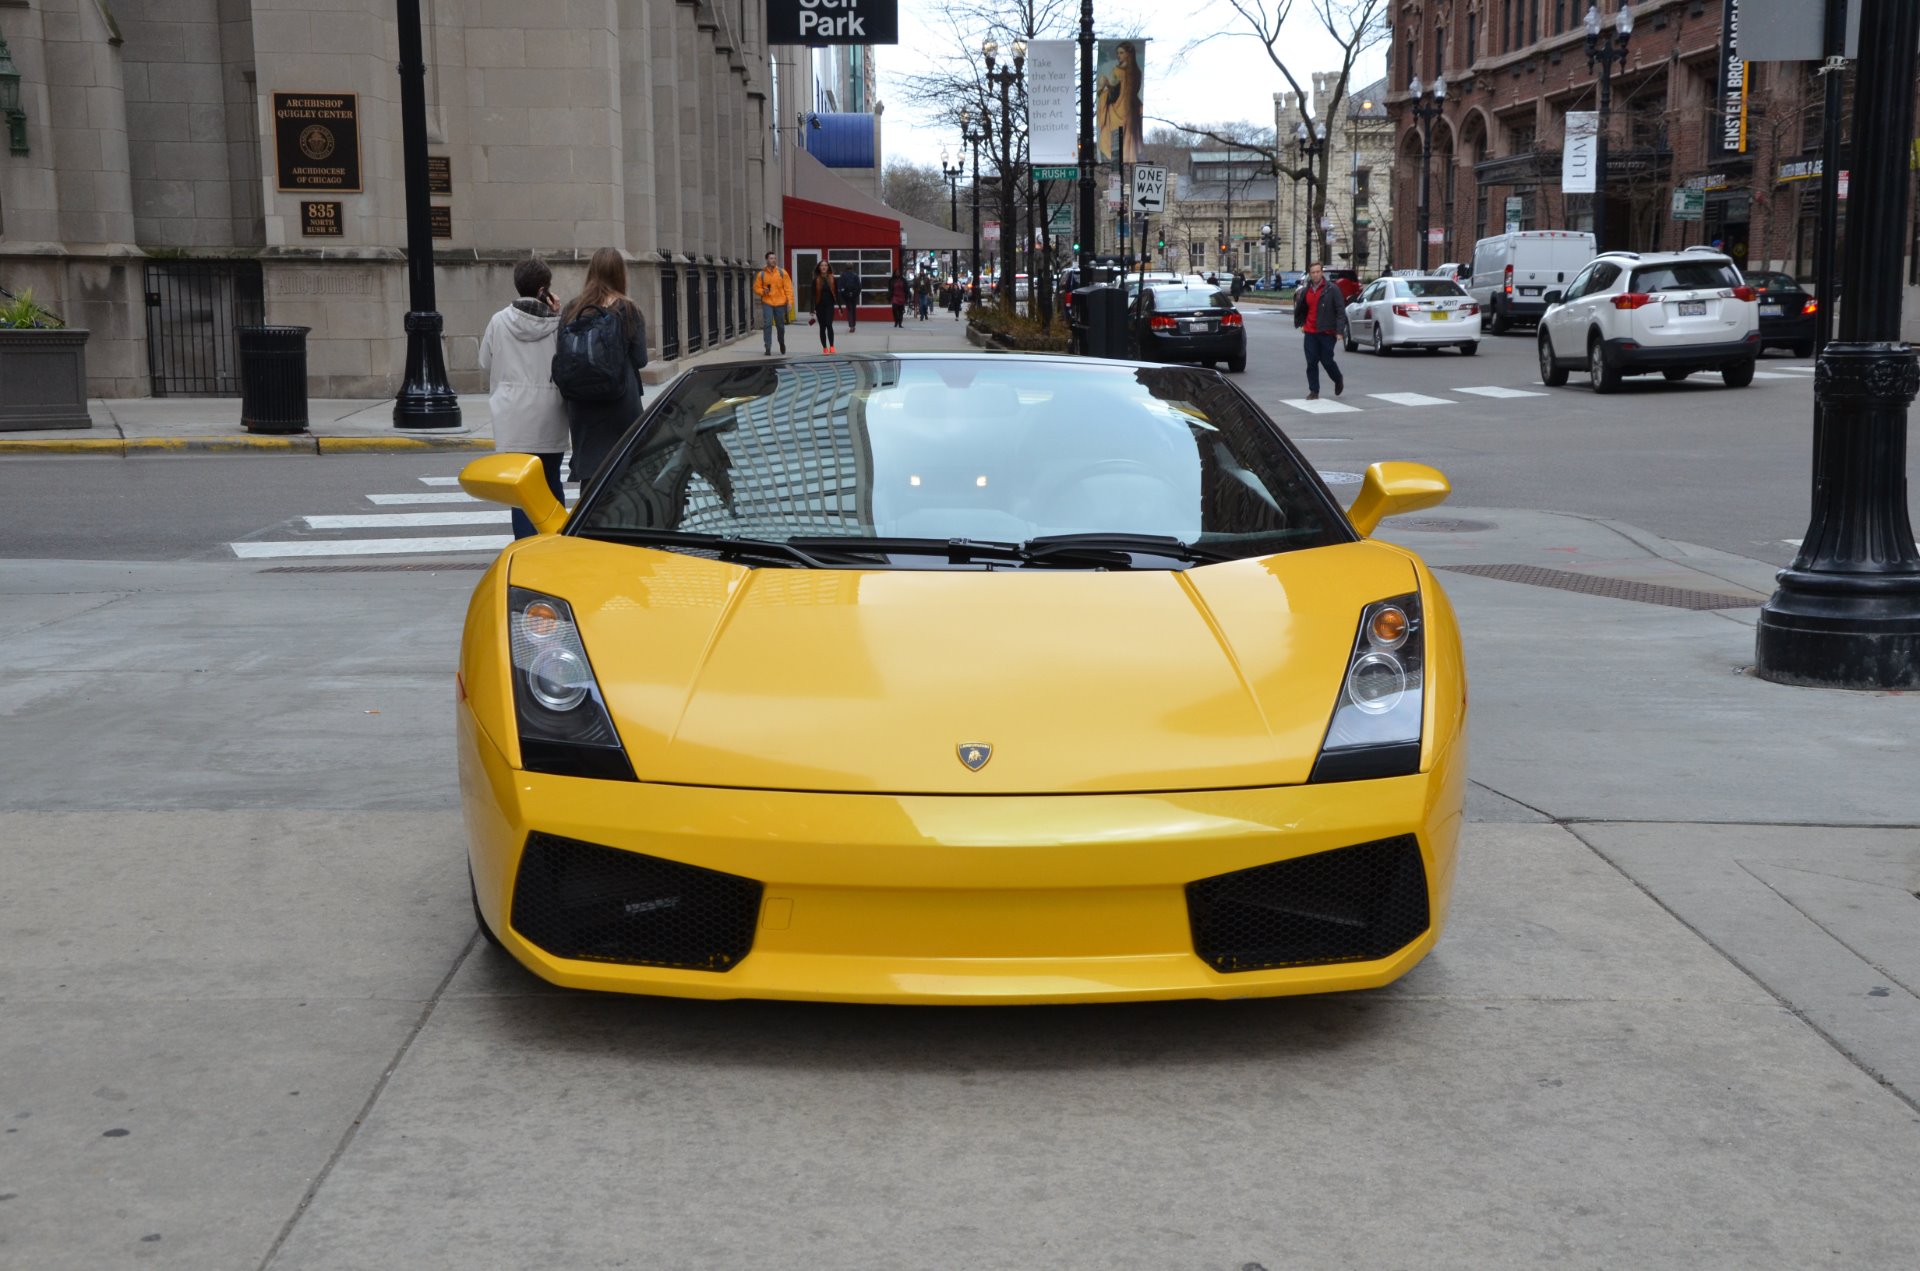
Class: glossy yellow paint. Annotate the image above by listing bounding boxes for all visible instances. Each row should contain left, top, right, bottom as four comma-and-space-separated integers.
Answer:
456, 525, 1468, 1004
1347, 461, 1452, 537
460, 453, 568, 535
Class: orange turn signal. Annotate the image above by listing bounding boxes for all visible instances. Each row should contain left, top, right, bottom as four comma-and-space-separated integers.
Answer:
1370, 606, 1409, 647
523, 600, 564, 639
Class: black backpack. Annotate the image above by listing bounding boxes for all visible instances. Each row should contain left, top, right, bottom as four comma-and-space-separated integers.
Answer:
552, 304, 631, 402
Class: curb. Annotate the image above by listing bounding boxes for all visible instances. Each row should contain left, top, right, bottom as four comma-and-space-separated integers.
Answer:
0, 434, 494, 457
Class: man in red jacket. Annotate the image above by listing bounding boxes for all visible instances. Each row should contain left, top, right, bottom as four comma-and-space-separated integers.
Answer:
1291, 262, 1350, 401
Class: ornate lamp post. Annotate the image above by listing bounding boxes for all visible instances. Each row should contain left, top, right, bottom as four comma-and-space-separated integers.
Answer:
1076, 0, 1096, 274
961, 107, 987, 302
984, 38, 1026, 307
392, 0, 459, 429
1293, 120, 1326, 269
941, 148, 965, 280
1755, 1, 1920, 688
1584, 2, 1633, 253
1408, 75, 1445, 272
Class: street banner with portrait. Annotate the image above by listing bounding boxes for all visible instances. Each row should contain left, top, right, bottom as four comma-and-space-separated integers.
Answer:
1095, 39, 1145, 165
1026, 40, 1078, 165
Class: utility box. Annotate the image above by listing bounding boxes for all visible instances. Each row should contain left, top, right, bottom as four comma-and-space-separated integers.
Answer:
1070, 285, 1129, 359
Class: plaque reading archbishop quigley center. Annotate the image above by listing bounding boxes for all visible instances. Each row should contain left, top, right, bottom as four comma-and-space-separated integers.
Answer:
273, 92, 363, 192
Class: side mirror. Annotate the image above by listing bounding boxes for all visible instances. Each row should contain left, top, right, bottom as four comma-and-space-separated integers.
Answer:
459, 453, 567, 536
1347, 461, 1451, 537
1544, 289, 1564, 306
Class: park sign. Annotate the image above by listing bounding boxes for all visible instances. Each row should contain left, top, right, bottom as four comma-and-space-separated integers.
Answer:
766, 0, 897, 45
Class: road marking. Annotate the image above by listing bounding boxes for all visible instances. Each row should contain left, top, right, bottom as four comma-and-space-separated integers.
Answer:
1453, 385, 1548, 399
232, 534, 513, 559
1751, 371, 1800, 380
303, 511, 511, 529
1775, 366, 1818, 374
1316, 470, 1365, 485
368, 492, 482, 505
419, 475, 580, 491
1277, 397, 1363, 414
1368, 392, 1457, 407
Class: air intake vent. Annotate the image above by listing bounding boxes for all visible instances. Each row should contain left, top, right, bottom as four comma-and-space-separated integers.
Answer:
1187, 835, 1429, 973
511, 833, 763, 971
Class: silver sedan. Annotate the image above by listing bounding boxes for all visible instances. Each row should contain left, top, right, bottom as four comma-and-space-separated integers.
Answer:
1344, 277, 1481, 356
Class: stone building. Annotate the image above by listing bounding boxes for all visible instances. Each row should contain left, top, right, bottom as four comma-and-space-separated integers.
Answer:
1277, 73, 1396, 273
1162, 150, 1279, 279
0, 1, 884, 399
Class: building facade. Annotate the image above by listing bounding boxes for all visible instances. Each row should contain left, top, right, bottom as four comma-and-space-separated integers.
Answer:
1277, 73, 1395, 272
1165, 149, 1281, 278
1384, 0, 1863, 275
0, 1, 892, 399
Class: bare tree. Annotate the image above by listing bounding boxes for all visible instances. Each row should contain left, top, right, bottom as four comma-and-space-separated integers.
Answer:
883, 159, 956, 229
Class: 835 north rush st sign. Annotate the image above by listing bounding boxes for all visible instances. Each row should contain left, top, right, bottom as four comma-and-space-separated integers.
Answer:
767, 0, 897, 45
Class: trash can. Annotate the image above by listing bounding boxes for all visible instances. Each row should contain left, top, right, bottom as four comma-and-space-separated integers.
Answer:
236, 325, 311, 434
1070, 286, 1129, 359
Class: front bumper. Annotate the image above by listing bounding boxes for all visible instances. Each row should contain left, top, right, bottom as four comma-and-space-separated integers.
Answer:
1603, 333, 1760, 370
460, 708, 1464, 1004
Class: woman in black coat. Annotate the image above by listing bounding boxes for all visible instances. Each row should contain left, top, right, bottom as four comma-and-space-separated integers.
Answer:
556, 248, 648, 485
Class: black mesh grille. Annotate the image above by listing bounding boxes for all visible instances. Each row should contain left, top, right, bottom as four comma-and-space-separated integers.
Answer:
510, 833, 762, 971
1187, 835, 1429, 973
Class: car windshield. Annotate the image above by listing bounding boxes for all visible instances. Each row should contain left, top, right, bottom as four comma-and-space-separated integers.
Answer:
1149, 288, 1229, 309
570, 358, 1351, 569
1633, 262, 1739, 292
1401, 280, 1467, 297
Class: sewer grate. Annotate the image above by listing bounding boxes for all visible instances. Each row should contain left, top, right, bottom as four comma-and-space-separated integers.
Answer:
1393, 517, 1497, 533
258, 562, 489, 574
1437, 563, 1762, 610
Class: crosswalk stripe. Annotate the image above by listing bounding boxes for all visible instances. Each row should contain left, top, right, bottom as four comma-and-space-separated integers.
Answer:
303, 511, 511, 529
1751, 371, 1800, 380
232, 534, 512, 559
1278, 397, 1363, 414
419, 475, 580, 491
369, 492, 482, 505
1368, 392, 1456, 407
1453, 385, 1548, 399
1777, 366, 1818, 374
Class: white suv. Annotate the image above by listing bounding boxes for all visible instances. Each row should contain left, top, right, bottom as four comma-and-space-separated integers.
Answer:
1536, 250, 1761, 393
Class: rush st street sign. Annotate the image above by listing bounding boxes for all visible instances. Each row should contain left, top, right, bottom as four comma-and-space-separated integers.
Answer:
767, 0, 898, 44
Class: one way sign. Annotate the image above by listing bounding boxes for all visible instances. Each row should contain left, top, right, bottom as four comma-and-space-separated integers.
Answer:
1131, 165, 1168, 214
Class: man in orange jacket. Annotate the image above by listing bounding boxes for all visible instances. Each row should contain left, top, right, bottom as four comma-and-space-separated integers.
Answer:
752, 252, 793, 355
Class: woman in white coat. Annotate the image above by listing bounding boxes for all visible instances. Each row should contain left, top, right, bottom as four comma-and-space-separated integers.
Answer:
477, 258, 571, 538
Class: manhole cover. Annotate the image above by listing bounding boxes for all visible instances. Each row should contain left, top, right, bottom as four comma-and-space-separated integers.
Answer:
1316, 470, 1365, 485
1394, 517, 1496, 533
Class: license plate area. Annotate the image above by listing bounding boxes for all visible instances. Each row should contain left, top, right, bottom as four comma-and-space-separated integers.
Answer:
1429, 310, 1448, 321
1760, 304, 1781, 316
1679, 300, 1707, 317
1520, 287, 1541, 296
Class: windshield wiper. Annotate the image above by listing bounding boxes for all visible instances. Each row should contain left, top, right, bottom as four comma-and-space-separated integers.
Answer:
581, 527, 829, 568
1020, 532, 1236, 565
786, 535, 1031, 565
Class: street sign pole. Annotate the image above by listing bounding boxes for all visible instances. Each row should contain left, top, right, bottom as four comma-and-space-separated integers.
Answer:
1815, 0, 1847, 354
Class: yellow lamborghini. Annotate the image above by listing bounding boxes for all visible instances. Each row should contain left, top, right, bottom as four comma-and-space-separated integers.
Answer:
457, 354, 1464, 1004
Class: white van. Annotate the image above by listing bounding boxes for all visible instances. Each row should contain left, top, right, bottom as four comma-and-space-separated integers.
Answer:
1468, 230, 1596, 332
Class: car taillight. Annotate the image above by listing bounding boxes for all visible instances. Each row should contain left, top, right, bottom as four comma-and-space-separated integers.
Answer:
1503, 264, 1513, 294
1149, 315, 1176, 330
1220, 311, 1243, 327
1803, 299, 1819, 315
1732, 285, 1757, 302
1611, 292, 1655, 310
1392, 303, 1415, 317
1464, 303, 1479, 315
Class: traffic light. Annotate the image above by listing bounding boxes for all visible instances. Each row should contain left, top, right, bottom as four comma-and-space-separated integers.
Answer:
1157, 234, 1165, 251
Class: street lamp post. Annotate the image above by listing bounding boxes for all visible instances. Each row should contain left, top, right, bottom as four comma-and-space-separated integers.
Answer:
392, 0, 459, 429
1755, 0, 1920, 688
984, 38, 1027, 308
1409, 75, 1445, 272
941, 149, 965, 280
961, 108, 986, 302
1294, 120, 1326, 268
1077, 0, 1095, 274
1584, 2, 1633, 253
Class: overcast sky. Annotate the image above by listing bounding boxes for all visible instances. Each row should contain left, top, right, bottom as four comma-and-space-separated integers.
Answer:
875, 2, 1389, 169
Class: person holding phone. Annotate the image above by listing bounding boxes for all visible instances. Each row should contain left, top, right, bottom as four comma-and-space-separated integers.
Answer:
477, 257, 568, 538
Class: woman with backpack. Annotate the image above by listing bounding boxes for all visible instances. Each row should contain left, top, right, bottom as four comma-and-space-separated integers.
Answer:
553, 247, 647, 486
810, 262, 838, 354
889, 271, 909, 328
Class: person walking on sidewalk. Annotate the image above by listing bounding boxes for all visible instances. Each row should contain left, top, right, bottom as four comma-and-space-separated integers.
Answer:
889, 271, 910, 328
553, 248, 648, 486
753, 251, 793, 354
810, 261, 838, 354
914, 273, 933, 321
838, 263, 861, 333
1292, 262, 1349, 401
477, 257, 568, 539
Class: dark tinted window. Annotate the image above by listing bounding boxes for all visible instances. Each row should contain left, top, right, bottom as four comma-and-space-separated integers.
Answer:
1744, 271, 1799, 291
1403, 280, 1467, 298
1633, 262, 1740, 292
574, 359, 1351, 566
1148, 288, 1230, 309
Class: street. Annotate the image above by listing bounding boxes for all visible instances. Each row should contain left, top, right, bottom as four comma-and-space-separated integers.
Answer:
5, 332, 1920, 1268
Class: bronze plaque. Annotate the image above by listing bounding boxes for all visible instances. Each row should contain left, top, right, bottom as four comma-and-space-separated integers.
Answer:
427, 155, 451, 195
429, 205, 452, 239
273, 92, 363, 192
301, 201, 343, 237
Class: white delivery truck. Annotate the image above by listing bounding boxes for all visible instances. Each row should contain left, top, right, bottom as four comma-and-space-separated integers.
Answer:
1467, 230, 1596, 332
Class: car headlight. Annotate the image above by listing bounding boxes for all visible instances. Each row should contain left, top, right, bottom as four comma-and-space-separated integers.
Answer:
507, 587, 635, 781
1311, 592, 1424, 783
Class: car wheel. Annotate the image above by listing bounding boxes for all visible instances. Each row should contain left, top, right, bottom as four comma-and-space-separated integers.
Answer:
1663, 368, 1690, 382
1479, 305, 1491, 333
1372, 324, 1389, 355
1491, 301, 1512, 334
1344, 336, 1359, 352
1793, 340, 1814, 358
1588, 337, 1621, 394
470, 866, 505, 951
1538, 334, 1569, 387
1460, 342, 1479, 356
1722, 359, 1756, 388
1226, 351, 1247, 373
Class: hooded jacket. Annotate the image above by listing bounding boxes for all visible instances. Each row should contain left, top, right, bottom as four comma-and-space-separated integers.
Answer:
477, 298, 569, 454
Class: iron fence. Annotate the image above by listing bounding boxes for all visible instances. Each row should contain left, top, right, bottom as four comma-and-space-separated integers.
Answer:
144, 261, 266, 396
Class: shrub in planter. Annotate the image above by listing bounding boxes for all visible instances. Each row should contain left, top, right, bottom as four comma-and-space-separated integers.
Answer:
965, 303, 1072, 353
0, 288, 91, 431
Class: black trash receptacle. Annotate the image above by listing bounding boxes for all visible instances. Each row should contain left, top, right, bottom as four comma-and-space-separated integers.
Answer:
1070, 285, 1129, 359
236, 325, 312, 434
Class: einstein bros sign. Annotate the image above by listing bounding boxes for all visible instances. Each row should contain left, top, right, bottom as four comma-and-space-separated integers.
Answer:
767, 0, 897, 44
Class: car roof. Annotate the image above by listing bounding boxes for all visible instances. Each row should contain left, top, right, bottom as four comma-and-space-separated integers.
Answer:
1596, 249, 1734, 266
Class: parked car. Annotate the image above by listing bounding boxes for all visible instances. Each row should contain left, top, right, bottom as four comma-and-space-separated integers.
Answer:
1742, 270, 1816, 357
1274, 270, 1306, 291
1467, 230, 1596, 332
1537, 250, 1761, 393
1131, 283, 1247, 372
1435, 262, 1469, 284
1323, 267, 1363, 302
1344, 277, 1480, 356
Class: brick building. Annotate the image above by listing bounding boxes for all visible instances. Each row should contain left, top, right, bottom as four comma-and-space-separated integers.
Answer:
1384, 0, 1860, 276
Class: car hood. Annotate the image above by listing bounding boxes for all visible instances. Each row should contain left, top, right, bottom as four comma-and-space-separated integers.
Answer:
509, 537, 1418, 794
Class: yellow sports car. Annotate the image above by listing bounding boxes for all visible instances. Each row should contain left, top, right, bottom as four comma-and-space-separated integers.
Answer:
457, 354, 1464, 1004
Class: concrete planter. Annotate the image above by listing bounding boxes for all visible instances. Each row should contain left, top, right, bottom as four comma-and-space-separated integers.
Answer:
0, 328, 91, 431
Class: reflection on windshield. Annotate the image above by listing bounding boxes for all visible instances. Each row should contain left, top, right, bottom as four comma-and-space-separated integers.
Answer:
574, 358, 1349, 565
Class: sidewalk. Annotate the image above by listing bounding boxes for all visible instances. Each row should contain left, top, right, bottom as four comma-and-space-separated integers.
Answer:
0, 314, 978, 456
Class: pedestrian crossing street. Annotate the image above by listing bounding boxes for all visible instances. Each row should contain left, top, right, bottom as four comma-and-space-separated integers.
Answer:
1275, 364, 1817, 415
230, 474, 577, 560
